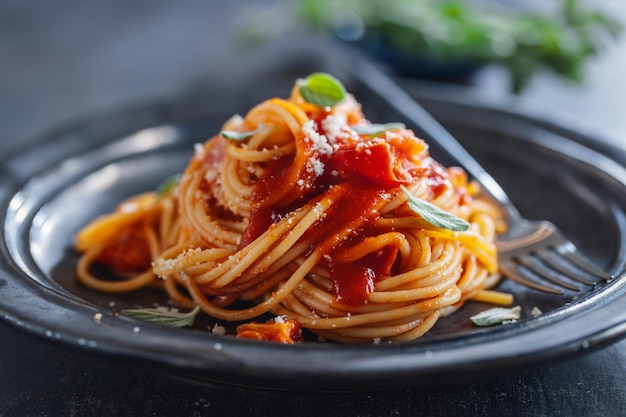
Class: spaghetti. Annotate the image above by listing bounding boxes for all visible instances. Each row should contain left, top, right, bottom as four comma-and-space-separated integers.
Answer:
75, 73, 505, 344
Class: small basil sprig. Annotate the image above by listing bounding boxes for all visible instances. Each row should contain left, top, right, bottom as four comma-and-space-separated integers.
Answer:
470, 306, 521, 327
121, 306, 200, 328
353, 123, 406, 136
297, 72, 346, 107
221, 124, 265, 141
156, 174, 181, 197
401, 185, 469, 231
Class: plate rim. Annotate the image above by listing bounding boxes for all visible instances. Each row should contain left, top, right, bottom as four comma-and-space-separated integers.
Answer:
1, 83, 626, 391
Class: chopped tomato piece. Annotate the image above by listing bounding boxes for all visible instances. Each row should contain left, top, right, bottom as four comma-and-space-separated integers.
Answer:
95, 225, 152, 275
327, 140, 402, 186
236, 318, 303, 344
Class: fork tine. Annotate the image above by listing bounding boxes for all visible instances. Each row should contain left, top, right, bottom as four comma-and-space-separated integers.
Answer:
515, 254, 581, 292
499, 260, 563, 295
534, 249, 597, 286
554, 242, 613, 281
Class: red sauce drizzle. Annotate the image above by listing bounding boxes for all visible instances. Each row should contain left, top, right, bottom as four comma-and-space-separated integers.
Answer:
239, 112, 456, 304
329, 238, 401, 305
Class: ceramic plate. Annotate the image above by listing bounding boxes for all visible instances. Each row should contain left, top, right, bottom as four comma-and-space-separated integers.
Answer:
1, 68, 626, 391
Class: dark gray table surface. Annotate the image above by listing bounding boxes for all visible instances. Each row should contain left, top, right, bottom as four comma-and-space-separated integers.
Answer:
1, 1, 625, 416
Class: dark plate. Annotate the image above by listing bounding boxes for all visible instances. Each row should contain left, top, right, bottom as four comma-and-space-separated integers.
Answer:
1, 67, 626, 391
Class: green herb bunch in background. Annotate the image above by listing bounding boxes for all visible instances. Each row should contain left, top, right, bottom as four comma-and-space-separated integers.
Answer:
295, 0, 621, 93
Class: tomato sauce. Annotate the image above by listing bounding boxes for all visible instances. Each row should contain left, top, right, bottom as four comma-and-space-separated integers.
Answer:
329, 240, 400, 305
239, 111, 456, 304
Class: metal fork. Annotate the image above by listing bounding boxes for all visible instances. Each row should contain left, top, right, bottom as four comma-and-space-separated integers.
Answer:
353, 57, 613, 294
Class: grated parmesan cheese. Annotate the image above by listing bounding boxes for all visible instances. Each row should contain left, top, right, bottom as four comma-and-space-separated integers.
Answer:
211, 323, 227, 335
302, 120, 334, 155
152, 248, 203, 275
225, 114, 244, 126
204, 163, 221, 182
93, 313, 102, 324
321, 114, 347, 143
306, 158, 325, 177
194, 143, 206, 158
155, 305, 179, 314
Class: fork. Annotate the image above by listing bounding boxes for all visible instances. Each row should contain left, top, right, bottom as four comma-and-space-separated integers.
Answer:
353, 57, 613, 294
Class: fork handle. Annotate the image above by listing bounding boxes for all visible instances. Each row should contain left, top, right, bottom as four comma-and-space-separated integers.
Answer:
351, 55, 523, 223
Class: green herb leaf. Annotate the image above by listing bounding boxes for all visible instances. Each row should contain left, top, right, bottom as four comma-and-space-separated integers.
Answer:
470, 306, 521, 327
121, 306, 200, 328
221, 124, 264, 141
297, 72, 346, 107
401, 185, 470, 231
156, 174, 181, 197
352, 123, 406, 136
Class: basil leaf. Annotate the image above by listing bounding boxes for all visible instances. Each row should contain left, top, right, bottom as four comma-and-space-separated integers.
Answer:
156, 174, 181, 197
121, 306, 200, 328
298, 72, 346, 107
401, 185, 470, 231
470, 306, 521, 327
352, 123, 406, 136
221, 124, 264, 141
